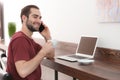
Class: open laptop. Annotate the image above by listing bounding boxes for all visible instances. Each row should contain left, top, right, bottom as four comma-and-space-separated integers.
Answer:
57, 36, 98, 62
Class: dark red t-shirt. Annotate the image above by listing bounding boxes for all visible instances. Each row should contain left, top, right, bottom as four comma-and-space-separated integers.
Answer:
7, 31, 42, 80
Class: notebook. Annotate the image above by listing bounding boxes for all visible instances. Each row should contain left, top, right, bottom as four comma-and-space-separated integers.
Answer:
57, 36, 98, 62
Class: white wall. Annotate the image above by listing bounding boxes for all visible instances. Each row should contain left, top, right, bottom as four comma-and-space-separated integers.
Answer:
2, 0, 120, 50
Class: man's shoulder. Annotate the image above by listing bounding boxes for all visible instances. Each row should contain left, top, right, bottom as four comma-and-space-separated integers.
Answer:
12, 31, 25, 39
10, 31, 27, 43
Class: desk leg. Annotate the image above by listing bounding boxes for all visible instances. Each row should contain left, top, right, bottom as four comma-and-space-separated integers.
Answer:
73, 77, 76, 80
55, 70, 58, 80
54, 70, 76, 80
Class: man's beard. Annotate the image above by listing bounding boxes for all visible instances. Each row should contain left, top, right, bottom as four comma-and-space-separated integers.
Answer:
26, 20, 37, 32
27, 24, 37, 32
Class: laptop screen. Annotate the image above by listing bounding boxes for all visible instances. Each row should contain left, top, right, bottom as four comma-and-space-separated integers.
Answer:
76, 36, 98, 58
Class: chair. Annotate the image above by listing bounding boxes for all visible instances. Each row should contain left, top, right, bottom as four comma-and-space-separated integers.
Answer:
0, 50, 12, 80
0, 51, 7, 71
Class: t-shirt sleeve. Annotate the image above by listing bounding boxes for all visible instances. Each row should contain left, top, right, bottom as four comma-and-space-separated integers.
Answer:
11, 37, 31, 62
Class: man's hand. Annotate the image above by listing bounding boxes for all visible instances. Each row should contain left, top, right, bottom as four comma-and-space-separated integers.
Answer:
41, 40, 55, 59
39, 23, 51, 41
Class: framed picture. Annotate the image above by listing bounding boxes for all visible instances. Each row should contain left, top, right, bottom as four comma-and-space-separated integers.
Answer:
0, 2, 4, 40
97, 0, 120, 22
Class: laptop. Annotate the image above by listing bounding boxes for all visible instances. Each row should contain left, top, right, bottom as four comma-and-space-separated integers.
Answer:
57, 36, 98, 62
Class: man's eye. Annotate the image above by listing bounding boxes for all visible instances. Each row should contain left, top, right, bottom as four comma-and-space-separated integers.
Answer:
33, 16, 37, 18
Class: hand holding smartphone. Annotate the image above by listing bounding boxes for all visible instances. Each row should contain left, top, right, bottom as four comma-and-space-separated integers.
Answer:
39, 23, 45, 32
39, 23, 52, 41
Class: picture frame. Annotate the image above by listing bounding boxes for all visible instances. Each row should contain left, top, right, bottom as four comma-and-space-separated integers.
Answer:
97, 0, 120, 22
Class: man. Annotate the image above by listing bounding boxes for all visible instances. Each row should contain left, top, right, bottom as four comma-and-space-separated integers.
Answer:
6, 5, 55, 80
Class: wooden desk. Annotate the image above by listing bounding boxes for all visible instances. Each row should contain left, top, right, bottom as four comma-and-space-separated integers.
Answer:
0, 44, 7, 51
41, 41, 120, 80
0, 40, 7, 52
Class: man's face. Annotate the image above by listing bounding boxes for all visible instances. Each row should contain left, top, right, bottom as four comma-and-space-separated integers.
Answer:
26, 8, 42, 32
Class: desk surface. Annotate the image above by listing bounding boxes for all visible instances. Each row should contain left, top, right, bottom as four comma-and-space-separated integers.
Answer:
0, 44, 7, 50
34, 38, 120, 80
0, 38, 119, 80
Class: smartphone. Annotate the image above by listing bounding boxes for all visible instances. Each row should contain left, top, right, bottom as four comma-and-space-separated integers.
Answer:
39, 23, 45, 32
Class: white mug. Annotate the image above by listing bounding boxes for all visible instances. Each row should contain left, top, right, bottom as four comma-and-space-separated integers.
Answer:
48, 39, 58, 48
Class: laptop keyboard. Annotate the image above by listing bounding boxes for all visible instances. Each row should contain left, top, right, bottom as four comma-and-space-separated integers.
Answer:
68, 55, 86, 59
57, 55, 90, 62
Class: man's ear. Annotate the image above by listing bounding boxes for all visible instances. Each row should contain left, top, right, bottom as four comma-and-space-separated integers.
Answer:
22, 15, 27, 22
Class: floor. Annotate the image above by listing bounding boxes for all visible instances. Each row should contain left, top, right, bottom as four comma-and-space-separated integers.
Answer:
41, 65, 76, 80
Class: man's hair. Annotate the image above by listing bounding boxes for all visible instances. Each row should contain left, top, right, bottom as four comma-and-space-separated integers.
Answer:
20, 5, 39, 23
